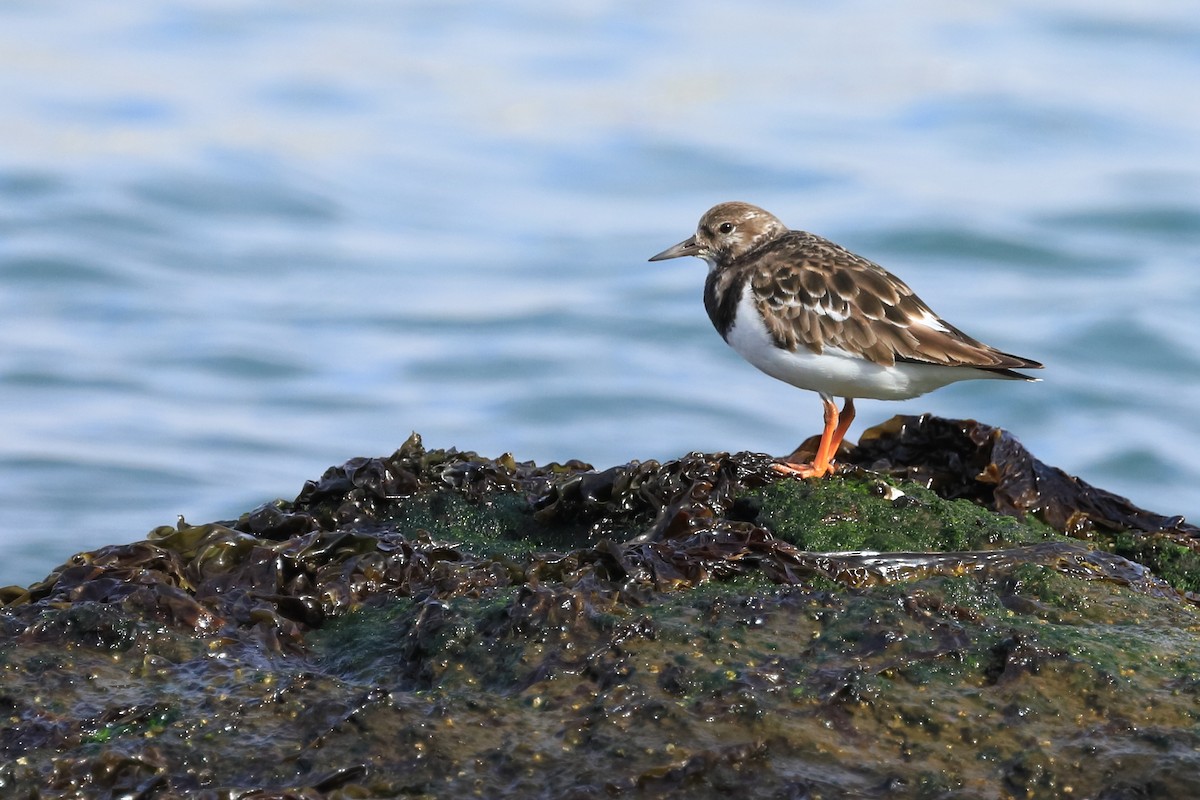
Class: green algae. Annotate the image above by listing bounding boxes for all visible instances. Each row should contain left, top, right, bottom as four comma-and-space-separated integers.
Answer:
1110, 530, 1200, 595
752, 473, 1061, 553
383, 489, 603, 557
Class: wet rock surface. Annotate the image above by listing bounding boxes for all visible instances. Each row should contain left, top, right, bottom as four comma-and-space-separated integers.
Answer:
2, 415, 1199, 799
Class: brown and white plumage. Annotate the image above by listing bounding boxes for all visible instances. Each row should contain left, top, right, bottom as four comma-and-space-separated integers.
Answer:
649, 201, 1042, 478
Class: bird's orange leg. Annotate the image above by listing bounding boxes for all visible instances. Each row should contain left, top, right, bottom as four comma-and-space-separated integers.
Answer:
773, 396, 855, 479
828, 397, 855, 456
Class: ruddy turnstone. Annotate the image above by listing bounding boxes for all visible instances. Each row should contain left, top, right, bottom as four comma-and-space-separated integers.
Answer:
649, 201, 1042, 479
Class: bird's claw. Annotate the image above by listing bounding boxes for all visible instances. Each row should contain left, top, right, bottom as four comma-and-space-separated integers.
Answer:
771, 460, 837, 480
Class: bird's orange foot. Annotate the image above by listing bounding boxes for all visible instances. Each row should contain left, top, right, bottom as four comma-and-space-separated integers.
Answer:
771, 460, 837, 479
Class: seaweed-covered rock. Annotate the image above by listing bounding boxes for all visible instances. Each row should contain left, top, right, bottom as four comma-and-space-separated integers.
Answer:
2, 421, 1199, 799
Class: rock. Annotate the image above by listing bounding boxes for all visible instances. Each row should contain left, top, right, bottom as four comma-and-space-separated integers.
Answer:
2, 419, 1198, 798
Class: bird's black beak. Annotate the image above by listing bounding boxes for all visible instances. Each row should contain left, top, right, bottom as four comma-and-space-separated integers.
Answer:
648, 235, 699, 262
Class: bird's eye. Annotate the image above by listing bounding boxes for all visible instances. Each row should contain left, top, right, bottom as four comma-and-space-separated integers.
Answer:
718, 222, 734, 234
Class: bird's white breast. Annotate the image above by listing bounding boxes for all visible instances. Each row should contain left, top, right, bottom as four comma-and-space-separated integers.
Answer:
723, 285, 1010, 401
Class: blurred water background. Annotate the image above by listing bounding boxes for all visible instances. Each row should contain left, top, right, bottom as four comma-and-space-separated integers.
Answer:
1, 1, 1198, 587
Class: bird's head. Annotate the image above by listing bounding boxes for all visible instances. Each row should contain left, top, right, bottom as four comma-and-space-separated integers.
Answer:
649, 202, 788, 269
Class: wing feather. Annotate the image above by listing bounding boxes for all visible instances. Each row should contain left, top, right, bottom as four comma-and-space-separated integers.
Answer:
744, 232, 1043, 373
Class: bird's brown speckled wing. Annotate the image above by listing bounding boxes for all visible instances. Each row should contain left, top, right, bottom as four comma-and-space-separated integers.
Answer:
746, 232, 1041, 371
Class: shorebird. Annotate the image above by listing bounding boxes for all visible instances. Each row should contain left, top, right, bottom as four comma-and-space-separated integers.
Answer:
650, 201, 1042, 478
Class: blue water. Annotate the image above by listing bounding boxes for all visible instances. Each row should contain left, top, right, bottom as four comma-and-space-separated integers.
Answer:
1, 2, 1198, 587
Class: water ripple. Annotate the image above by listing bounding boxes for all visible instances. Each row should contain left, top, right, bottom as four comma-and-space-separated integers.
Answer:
1, 1, 1198, 586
